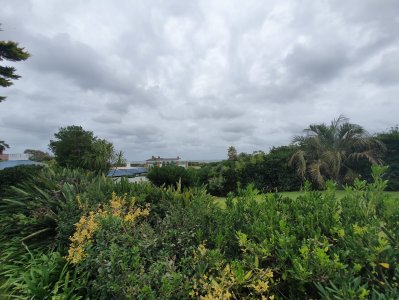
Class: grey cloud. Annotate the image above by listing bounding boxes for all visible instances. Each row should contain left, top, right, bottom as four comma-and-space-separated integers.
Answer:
285, 42, 350, 82
27, 33, 107, 91
221, 122, 255, 134
103, 86, 166, 116
107, 124, 163, 143
1, 0, 399, 160
191, 100, 243, 120
1, 114, 57, 140
329, 0, 399, 27
92, 114, 122, 125
219, 132, 246, 143
364, 49, 399, 86
21, 32, 162, 109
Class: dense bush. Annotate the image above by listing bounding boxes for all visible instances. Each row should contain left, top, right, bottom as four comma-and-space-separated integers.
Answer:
0, 164, 44, 197
1, 165, 398, 298
377, 127, 399, 190
147, 164, 194, 189
194, 147, 302, 196
236, 147, 302, 192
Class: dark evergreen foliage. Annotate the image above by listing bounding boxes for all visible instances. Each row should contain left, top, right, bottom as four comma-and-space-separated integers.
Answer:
49, 125, 114, 173
0, 28, 30, 102
377, 127, 399, 190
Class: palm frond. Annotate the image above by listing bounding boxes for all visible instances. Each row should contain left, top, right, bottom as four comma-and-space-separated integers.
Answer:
289, 150, 306, 178
307, 161, 325, 187
348, 150, 383, 165
289, 115, 385, 186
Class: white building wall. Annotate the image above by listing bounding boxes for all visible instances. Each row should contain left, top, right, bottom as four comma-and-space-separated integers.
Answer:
8, 153, 30, 160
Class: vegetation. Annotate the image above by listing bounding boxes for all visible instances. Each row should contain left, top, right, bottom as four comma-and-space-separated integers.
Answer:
0, 164, 44, 198
377, 126, 399, 190
0, 26, 30, 102
24, 149, 53, 162
289, 115, 385, 188
152, 146, 302, 197
147, 164, 194, 189
1, 165, 398, 299
227, 146, 238, 161
0, 140, 9, 155
49, 125, 116, 173
1, 114, 399, 298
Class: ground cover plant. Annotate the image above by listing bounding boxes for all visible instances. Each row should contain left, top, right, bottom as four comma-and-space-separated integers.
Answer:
0, 165, 398, 299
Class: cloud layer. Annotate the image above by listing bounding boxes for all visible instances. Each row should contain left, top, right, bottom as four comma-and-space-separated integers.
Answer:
1, 0, 398, 160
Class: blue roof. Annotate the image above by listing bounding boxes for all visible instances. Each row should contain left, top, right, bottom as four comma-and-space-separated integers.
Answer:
107, 167, 148, 177
0, 160, 43, 170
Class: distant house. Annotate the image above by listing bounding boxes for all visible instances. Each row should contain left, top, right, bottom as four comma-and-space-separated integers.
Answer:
145, 156, 188, 169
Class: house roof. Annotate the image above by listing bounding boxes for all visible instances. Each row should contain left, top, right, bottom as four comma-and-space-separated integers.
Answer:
107, 167, 148, 177
0, 160, 43, 170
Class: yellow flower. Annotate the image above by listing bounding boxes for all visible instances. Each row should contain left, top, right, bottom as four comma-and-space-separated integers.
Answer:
198, 243, 207, 256
67, 192, 150, 264
379, 262, 390, 269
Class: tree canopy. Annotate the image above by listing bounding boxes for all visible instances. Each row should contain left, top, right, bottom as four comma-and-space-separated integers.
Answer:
0, 140, 9, 154
0, 26, 30, 102
24, 149, 53, 162
289, 115, 385, 188
49, 126, 115, 173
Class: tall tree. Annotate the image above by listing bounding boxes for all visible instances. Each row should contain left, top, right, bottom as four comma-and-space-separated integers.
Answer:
0, 26, 30, 102
289, 115, 384, 187
227, 146, 238, 161
82, 138, 115, 174
49, 126, 116, 173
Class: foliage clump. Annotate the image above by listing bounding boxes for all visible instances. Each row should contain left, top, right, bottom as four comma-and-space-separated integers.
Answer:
289, 115, 385, 188
67, 192, 150, 264
0, 164, 43, 197
0, 27, 30, 102
49, 125, 117, 173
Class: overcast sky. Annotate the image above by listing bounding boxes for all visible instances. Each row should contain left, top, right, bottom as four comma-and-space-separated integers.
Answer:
1, 0, 398, 160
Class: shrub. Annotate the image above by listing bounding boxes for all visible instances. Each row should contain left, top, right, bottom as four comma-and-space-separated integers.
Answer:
0, 164, 43, 197
0, 248, 84, 299
377, 127, 399, 190
195, 147, 303, 196
147, 165, 193, 189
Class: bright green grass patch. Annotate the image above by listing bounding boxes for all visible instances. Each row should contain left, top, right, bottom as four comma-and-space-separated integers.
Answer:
214, 190, 399, 209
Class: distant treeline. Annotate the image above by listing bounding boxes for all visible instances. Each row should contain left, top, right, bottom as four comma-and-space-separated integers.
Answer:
148, 125, 399, 196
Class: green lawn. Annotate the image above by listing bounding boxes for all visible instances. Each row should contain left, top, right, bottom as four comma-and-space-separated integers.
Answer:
214, 190, 399, 209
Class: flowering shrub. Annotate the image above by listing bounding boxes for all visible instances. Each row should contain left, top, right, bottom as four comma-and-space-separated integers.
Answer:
67, 192, 150, 264
190, 243, 275, 299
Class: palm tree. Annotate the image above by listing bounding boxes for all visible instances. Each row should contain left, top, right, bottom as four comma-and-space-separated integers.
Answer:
289, 115, 385, 187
